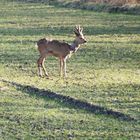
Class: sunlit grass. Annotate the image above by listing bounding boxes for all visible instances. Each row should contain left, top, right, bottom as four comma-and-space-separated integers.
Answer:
0, 0, 140, 139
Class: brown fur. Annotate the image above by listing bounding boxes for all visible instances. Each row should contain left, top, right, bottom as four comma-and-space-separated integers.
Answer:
37, 39, 72, 58
36, 26, 86, 78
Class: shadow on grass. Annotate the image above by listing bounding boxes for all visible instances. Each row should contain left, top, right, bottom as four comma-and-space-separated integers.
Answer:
1, 79, 137, 122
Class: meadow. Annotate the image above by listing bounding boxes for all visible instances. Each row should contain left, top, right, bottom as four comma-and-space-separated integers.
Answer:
0, 0, 140, 139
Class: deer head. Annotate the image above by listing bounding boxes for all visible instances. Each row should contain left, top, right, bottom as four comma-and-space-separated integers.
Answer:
74, 25, 87, 44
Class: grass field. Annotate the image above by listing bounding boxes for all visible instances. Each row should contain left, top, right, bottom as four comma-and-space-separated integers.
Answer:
0, 0, 140, 139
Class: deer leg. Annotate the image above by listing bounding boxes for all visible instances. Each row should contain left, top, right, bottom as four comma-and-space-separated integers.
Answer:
37, 56, 43, 77
59, 58, 63, 77
38, 66, 43, 77
63, 58, 67, 78
42, 57, 49, 78
37, 54, 48, 77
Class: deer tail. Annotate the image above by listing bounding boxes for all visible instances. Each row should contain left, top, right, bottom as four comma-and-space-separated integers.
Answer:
35, 42, 38, 48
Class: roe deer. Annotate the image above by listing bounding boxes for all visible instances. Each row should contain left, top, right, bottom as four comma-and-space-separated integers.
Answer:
37, 25, 87, 78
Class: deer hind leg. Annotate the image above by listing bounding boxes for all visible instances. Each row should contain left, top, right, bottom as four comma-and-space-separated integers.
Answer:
37, 56, 43, 77
37, 54, 49, 77
42, 57, 49, 77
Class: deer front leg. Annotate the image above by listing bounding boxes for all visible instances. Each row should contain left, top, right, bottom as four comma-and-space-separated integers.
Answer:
63, 58, 67, 78
59, 58, 63, 77
38, 66, 43, 77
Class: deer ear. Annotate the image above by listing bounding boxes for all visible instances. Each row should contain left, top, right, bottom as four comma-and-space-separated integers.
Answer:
74, 31, 80, 36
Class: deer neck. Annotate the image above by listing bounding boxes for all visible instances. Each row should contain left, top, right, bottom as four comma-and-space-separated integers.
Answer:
70, 40, 80, 52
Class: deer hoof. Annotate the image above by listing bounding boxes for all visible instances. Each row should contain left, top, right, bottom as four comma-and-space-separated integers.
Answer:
39, 74, 44, 78
46, 76, 53, 80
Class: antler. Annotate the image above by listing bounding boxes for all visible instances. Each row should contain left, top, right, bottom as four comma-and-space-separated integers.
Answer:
74, 25, 83, 36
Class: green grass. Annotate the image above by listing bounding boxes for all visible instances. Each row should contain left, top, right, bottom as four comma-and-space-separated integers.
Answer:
0, 0, 140, 139
40, 0, 140, 14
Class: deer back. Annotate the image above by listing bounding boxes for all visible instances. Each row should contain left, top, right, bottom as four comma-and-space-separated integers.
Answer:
37, 38, 71, 58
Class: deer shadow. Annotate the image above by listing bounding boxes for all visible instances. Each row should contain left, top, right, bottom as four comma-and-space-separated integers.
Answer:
1, 79, 137, 122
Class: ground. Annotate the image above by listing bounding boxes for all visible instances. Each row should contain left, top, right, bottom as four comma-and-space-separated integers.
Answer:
0, 0, 140, 139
